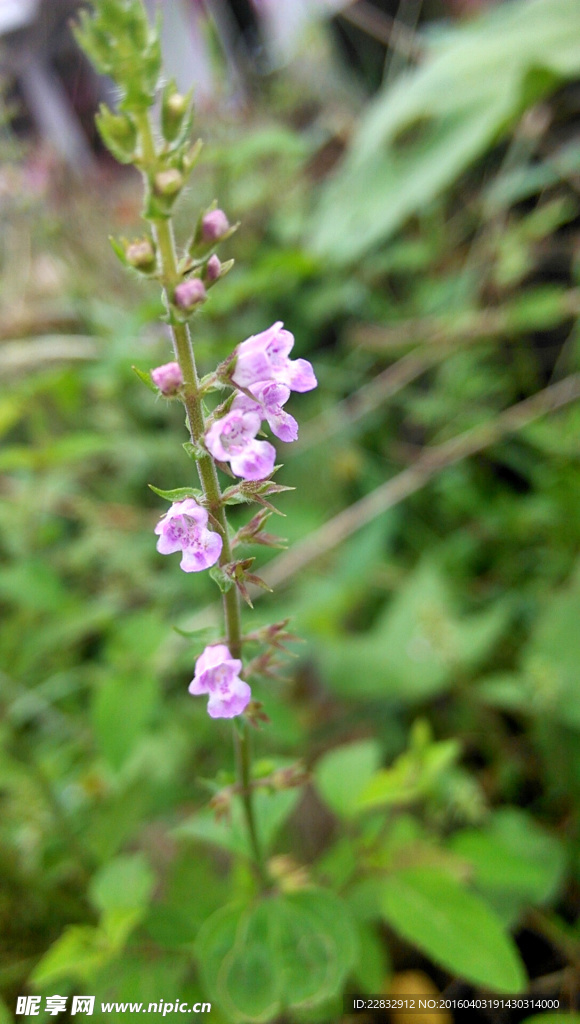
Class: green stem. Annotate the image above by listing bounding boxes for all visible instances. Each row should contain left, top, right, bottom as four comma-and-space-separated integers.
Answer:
136, 111, 268, 887
235, 722, 270, 889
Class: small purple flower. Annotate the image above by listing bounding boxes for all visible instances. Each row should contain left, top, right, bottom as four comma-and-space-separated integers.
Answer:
174, 277, 207, 310
202, 208, 230, 242
189, 643, 251, 718
151, 361, 183, 395
205, 406, 276, 481
206, 254, 221, 282
231, 322, 317, 393
154, 498, 222, 572
233, 383, 298, 443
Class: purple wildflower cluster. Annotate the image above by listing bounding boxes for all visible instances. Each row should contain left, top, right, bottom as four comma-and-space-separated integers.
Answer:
152, 317, 316, 717
205, 321, 316, 481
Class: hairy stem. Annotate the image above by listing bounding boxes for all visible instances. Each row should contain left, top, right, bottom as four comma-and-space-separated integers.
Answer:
136, 111, 267, 886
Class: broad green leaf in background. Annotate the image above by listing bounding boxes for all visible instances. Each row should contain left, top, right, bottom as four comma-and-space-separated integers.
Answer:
352, 922, 390, 994
380, 868, 527, 993
196, 890, 357, 1022
449, 809, 566, 908
520, 561, 580, 730
314, 739, 381, 818
476, 559, 580, 730
92, 672, 160, 771
89, 853, 155, 915
311, 0, 580, 262
317, 560, 510, 701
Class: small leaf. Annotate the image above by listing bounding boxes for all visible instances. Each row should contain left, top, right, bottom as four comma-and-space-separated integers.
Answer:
172, 624, 218, 645
183, 440, 207, 462
209, 565, 234, 593
132, 365, 158, 392
148, 483, 203, 502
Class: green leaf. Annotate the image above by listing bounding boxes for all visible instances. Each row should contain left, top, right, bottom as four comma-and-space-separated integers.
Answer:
209, 565, 234, 593
92, 672, 160, 770
314, 740, 381, 818
148, 483, 204, 502
352, 922, 390, 994
101, 907, 145, 951
318, 560, 509, 701
30, 926, 109, 987
521, 562, 580, 729
449, 809, 566, 906
311, 0, 580, 262
380, 868, 527, 993
358, 737, 460, 810
196, 890, 358, 1021
89, 853, 155, 915
132, 364, 158, 392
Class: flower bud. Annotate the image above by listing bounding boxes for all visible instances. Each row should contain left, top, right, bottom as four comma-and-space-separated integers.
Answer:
161, 79, 191, 143
205, 254, 221, 283
154, 168, 183, 197
202, 208, 230, 242
167, 93, 187, 118
174, 277, 207, 311
126, 238, 156, 272
95, 105, 137, 164
151, 361, 183, 395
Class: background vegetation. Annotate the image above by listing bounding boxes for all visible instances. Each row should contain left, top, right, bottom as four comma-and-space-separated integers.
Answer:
2, 0, 580, 1020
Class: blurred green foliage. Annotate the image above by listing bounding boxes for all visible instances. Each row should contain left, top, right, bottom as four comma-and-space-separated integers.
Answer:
2, 0, 580, 1019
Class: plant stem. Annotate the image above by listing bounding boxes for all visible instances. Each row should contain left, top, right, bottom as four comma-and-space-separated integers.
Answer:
136, 111, 268, 887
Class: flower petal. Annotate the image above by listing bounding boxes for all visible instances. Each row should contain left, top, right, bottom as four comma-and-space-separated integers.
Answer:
288, 357, 317, 392
230, 439, 276, 481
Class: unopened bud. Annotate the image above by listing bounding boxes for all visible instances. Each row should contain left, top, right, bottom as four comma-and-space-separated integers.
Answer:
202, 208, 230, 242
161, 79, 191, 143
151, 361, 183, 395
205, 254, 221, 282
95, 105, 137, 164
154, 168, 183, 197
126, 238, 156, 272
167, 93, 187, 118
174, 277, 207, 311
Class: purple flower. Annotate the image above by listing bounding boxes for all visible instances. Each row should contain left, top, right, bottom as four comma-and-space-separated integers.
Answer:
231, 321, 317, 393
174, 277, 207, 310
189, 643, 251, 718
206, 254, 221, 282
205, 406, 276, 481
151, 361, 183, 395
154, 498, 222, 572
202, 208, 230, 242
233, 383, 298, 443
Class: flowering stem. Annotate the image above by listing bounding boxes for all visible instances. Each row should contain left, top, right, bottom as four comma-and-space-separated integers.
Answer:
136, 110, 268, 888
